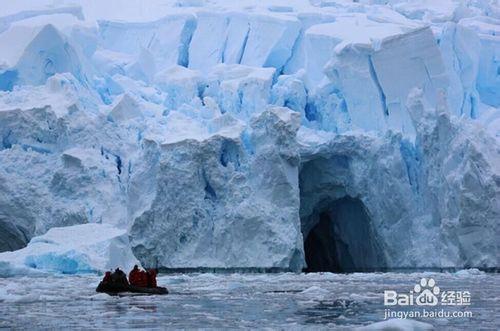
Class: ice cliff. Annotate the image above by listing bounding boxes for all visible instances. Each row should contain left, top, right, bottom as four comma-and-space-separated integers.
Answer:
0, 0, 498, 274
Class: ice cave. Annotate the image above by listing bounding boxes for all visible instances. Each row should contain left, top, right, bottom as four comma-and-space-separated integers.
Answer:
299, 157, 386, 272
301, 197, 386, 273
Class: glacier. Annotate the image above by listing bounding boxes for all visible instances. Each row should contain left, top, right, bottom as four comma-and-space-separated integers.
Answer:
0, 0, 498, 275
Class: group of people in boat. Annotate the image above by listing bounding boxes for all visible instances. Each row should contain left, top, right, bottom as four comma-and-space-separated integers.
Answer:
100, 265, 158, 289
97, 264, 169, 295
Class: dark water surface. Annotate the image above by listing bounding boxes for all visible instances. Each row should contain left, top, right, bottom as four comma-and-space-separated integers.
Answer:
0, 271, 498, 329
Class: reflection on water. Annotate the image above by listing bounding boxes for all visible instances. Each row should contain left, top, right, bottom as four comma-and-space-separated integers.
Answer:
0, 271, 498, 329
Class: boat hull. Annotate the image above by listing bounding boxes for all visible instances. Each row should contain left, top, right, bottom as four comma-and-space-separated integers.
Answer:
96, 281, 169, 295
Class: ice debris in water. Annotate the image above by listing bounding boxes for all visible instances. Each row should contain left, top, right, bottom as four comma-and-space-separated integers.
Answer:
356, 318, 434, 331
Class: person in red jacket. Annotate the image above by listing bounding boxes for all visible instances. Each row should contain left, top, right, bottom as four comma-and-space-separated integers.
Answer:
129, 265, 149, 287
138, 270, 149, 287
102, 271, 112, 284
129, 265, 141, 286
147, 269, 157, 288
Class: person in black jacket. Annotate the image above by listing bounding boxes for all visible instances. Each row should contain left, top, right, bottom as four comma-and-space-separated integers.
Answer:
111, 268, 129, 286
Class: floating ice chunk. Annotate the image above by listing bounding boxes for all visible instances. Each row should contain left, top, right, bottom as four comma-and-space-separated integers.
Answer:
0, 223, 138, 276
24, 251, 93, 274
0, 292, 41, 303
356, 318, 434, 331
300, 285, 330, 298
454, 268, 485, 277
89, 293, 111, 301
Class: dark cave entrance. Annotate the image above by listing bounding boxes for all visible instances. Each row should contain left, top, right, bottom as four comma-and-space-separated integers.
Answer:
299, 157, 386, 273
303, 211, 341, 272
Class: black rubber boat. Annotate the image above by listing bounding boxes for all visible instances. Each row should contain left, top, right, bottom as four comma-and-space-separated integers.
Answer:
96, 281, 169, 295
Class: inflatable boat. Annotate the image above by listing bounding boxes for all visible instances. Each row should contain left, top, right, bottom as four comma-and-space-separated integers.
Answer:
96, 281, 169, 295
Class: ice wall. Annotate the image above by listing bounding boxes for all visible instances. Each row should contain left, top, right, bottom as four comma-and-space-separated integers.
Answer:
129, 107, 304, 270
0, 0, 498, 273
459, 16, 500, 108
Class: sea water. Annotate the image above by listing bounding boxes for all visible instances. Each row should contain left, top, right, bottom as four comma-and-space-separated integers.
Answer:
0, 271, 498, 329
